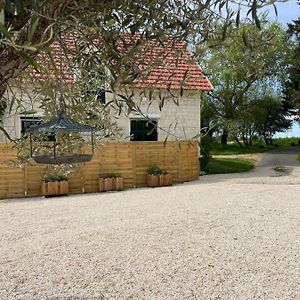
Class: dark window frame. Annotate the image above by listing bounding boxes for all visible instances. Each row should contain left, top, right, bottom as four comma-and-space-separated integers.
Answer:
130, 119, 158, 141
96, 89, 106, 104
20, 116, 56, 141
20, 116, 41, 136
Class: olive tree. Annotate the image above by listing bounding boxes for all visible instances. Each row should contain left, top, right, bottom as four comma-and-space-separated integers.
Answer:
0, 0, 283, 121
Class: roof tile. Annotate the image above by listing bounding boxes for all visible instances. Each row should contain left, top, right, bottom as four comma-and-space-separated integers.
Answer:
31, 35, 213, 91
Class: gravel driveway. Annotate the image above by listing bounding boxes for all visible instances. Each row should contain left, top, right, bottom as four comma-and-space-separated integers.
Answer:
0, 149, 300, 300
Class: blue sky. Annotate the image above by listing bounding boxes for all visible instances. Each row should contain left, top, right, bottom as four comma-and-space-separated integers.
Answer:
267, 0, 299, 25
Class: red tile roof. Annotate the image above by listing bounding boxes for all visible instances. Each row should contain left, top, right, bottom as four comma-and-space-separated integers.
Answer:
32, 35, 213, 91
119, 36, 213, 91
31, 35, 76, 84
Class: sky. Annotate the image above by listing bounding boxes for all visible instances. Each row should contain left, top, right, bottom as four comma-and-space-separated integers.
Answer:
267, 0, 299, 26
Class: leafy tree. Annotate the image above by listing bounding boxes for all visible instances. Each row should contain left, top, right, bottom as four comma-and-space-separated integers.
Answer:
284, 4, 300, 119
253, 95, 292, 144
200, 97, 220, 137
229, 79, 292, 146
201, 21, 290, 144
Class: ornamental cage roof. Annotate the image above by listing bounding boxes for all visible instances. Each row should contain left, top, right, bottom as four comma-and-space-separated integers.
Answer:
27, 113, 97, 133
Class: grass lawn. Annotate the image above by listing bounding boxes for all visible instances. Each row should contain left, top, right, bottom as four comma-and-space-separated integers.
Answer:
211, 138, 300, 156
205, 158, 255, 174
211, 143, 274, 155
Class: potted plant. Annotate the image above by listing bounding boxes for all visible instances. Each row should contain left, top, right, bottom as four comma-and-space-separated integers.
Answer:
99, 173, 124, 192
162, 171, 173, 186
147, 166, 173, 187
41, 173, 69, 196
41, 166, 71, 196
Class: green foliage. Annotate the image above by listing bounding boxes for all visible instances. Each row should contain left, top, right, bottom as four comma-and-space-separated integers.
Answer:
284, 9, 300, 118
0, 0, 289, 150
205, 158, 254, 174
251, 95, 292, 144
0, 0, 282, 123
200, 135, 213, 172
201, 21, 291, 145
42, 174, 67, 182
297, 153, 300, 162
211, 143, 273, 155
200, 97, 220, 136
101, 173, 119, 179
41, 165, 73, 182
273, 137, 300, 146
147, 166, 163, 175
211, 137, 300, 155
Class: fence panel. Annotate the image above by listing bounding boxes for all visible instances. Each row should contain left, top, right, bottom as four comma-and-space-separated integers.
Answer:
0, 141, 199, 199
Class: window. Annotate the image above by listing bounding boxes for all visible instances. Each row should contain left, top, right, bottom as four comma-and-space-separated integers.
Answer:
95, 70, 106, 104
96, 89, 106, 104
20, 117, 55, 141
81, 70, 106, 104
20, 117, 41, 136
130, 119, 158, 141
82, 88, 105, 104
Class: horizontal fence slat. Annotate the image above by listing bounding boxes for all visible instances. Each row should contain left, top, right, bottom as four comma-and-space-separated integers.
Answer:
0, 141, 199, 199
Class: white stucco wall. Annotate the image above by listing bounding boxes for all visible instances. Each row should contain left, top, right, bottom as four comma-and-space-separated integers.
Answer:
0, 89, 44, 141
111, 89, 201, 141
1, 88, 202, 142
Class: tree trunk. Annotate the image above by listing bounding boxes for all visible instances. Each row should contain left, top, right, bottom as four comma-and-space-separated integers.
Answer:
242, 135, 249, 147
234, 136, 243, 147
263, 135, 272, 145
249, 135, 253, 146
221, 129, 228, 145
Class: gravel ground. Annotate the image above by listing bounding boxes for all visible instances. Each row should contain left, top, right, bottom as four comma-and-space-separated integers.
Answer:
0, 149, 300, 300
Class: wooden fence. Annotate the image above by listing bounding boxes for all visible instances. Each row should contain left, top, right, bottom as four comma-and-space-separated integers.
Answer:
0, 141, 200, 199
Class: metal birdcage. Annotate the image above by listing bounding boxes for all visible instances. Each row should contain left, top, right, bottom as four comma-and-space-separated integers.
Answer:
27, 110, 97, 165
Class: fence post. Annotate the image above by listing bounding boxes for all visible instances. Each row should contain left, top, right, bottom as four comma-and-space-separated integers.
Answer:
80, 163, 85, 193
195, 141, 200, 178
23, 164, 28, 197
132, 143, 137, 188
177, 141, 183, 183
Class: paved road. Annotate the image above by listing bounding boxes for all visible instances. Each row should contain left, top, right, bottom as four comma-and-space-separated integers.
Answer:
204, 147, 300, 185
257, 147, 300, 167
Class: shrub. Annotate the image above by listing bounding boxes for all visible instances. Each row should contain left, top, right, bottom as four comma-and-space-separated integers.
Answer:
200, 135, 213, 172
41, 165, 73, 182
274, 144, 279, 148
147, 166, 163, 175
102, 173, 119, 179
291, 142, 296, 146
42, 173, 67, 182
259, 145, 265, 149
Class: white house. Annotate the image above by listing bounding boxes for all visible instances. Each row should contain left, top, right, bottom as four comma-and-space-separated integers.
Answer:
0, 35, 213, 142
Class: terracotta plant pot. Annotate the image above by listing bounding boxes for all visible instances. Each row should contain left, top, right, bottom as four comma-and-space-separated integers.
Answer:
147, 174, 160, 187
114, 177, 124, 191
163, 173, 173, 186
42, 180, 69, 196
147, 173, 173, 187
99, 177, 124, 192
